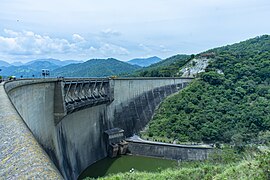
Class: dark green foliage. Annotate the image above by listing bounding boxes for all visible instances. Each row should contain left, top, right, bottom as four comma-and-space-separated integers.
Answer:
202, 72, 224, 85
257, 150, 270, 180
147, 35, 270, 143
133, 54, 190, 77
52, 58, 141, 77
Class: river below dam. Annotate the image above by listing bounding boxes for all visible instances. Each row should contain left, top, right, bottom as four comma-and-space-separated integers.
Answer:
78, 155, 177, 179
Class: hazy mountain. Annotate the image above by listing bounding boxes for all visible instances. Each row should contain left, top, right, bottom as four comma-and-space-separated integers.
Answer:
128, 56, 161, 67
0, 61, 60, 77
0, 60, 11, 67
11, 62, 24, 66
26, 58, 83, 66
52, 58, 141, 77
132, 54, 190, 77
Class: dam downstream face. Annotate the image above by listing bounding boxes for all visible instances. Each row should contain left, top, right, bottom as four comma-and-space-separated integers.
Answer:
3, 78, 193, 179
78, 155, 177, 179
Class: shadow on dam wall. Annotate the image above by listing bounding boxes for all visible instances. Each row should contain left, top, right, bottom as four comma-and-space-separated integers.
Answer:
3, 77, 193, 179
112, 84, 184, 137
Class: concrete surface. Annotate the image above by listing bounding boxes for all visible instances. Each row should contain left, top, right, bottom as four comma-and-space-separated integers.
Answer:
0, 82, 62, 179
1, 77, 194, 179
126, 135, 213, 161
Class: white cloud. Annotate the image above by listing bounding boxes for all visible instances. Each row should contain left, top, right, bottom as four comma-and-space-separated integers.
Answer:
99, 43, 129, 56
159, 45, 172, 53
0, 36, 20, 50
138, 43, 171, 53
0, 29, 76, 56
101, 28, 121, 37
0, 29, 130, 61
139, 43, 152, 52
72, 34, 85, 42
3, 29, 19, 37
89, 46, 97, 52
1, 0, 269, 62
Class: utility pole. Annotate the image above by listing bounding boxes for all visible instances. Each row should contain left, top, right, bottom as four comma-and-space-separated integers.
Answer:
0, 69, 2, 82
42, 69, 50, 78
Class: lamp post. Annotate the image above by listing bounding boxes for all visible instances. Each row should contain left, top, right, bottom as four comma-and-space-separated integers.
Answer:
0, 69, 2, 82
41, 69, 50, 78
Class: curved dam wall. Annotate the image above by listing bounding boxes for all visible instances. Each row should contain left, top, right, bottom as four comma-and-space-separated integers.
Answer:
5, 80, 58, 158
3, 78, 193, 179
108, 78, 191, 136
0, 81, 62, 179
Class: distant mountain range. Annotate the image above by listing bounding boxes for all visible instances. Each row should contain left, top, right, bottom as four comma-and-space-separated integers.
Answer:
0, 56, 170, 78
0, 58, 83, 67
52, 58, 141, 77
11, 62, 24, 66
0, 59, 84, 77
25, 58, 83, 66
0, 61, 60, 77
0, 60, 11, 67
127, 56, 161, 67
132, 54, 190, 77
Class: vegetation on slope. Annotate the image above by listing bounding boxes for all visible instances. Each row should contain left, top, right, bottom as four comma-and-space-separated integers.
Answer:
52, 58, 141, 77
81, 36, 270, 180
146, 35, 270, 144
132, 54, 191, 77
82, 35, 270, 180
86, 145, 270, 180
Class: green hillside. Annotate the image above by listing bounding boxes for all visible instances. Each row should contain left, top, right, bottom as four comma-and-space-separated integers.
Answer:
96, 146, 270, 180
52, 58, 141, 77
146, 35, 270, 144
86, 35, 270, 180
133, 54, 191, 77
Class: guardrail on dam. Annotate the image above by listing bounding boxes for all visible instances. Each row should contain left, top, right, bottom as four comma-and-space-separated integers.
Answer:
1, 77, 194, 179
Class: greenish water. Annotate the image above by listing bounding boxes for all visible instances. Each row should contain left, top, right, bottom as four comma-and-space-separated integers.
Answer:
78, 155, 177, 179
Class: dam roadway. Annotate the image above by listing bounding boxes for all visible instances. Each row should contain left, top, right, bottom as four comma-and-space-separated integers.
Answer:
0, 77, 212, 179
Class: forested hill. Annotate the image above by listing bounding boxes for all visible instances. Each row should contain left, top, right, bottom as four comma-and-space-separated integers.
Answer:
52, 58, 141, 77
147, 35, 270, 144
133, 54, 191, 77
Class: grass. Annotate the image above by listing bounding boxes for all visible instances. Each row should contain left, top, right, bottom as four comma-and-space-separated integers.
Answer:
84, 146, 270, 180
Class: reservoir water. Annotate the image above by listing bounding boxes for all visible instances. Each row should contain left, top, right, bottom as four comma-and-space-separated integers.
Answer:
78, 155, 177, 179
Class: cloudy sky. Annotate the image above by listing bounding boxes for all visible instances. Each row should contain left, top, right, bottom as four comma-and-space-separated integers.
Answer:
0, 0, 269, 63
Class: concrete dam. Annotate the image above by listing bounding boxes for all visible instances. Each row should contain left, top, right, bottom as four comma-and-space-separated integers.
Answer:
0, 77, 204, 179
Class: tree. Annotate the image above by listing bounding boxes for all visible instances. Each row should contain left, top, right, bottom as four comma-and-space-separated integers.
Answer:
202, 72, 224, 85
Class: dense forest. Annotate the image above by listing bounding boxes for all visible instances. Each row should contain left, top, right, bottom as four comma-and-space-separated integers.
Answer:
132, 54, 191, 77
52, 58, 141, 77
146, 35, 270, 144
82, 35, 270, 180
